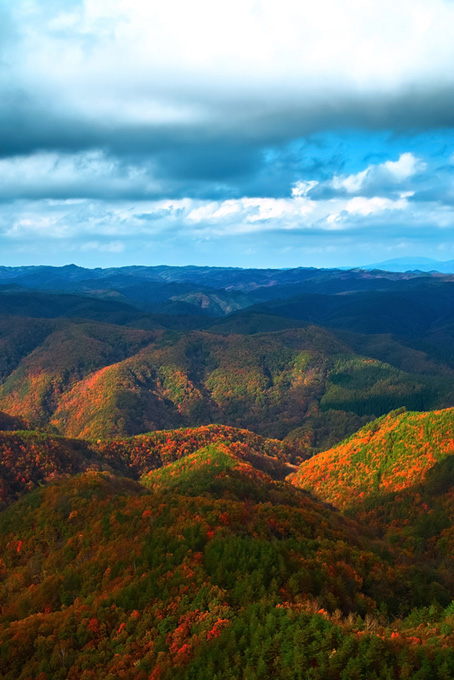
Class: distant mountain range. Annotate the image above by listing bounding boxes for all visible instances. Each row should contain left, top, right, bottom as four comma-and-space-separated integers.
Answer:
361, 256, 454, 273
0, 263, 448, 319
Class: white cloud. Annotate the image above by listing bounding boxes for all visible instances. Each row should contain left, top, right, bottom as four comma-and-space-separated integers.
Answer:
2, 188, 454, 269
332, 170, 368, 193
345, 196, 409, 216
325, 195, 410, 223
0, 151, 115, 184
0, 150, 160, 199
383, 152, 427, 180
0, 150, 439, 244
187, 196, 314, 231
331, 153, 427, 194
291, 180, 319, 197
0, 2, 452, 267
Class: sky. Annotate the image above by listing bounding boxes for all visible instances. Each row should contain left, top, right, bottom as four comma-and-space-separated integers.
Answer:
1, 0, 454, 269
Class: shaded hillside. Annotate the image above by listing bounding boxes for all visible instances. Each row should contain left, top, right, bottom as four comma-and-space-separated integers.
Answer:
206, 311, 309, 335
0, 431, 101, 508
154, 290, 254, 317
0, 411, 26, 431
0, 289, 150, 324
0, 316, 59, 382
0, 264, 448, 322
0, 290, 206, 331
243, 282, 454, 340
0, 263, 431, 294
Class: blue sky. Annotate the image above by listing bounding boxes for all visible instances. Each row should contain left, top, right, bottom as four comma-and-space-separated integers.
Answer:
1, 0, 454, 268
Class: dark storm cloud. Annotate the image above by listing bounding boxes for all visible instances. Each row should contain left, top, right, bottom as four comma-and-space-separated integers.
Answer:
1, 84, 454, 169
1, 0, 453, 203
1, 0, 454, 267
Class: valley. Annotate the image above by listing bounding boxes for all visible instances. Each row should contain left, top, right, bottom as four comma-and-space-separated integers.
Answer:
2, 265, 454, 678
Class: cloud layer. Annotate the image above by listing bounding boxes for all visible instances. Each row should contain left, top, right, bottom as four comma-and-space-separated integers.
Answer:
0, 0, 454, 266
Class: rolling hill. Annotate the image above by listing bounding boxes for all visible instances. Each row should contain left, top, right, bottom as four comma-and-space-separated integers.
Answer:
3, 265, 454, 458
1, 320, 448, 451
0, 264, 448, 321
0, 424, 298, 509
0, 320, 158, 428
292, 407, 454, 569
242, 282, 454, 338
3, 264, 454, 677
291, 407, 454, 510
2, 431, 454, 679
0, 430, 101, 508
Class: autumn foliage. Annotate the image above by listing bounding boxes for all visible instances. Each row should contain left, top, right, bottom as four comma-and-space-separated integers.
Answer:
1, 420, 454, 677
292, 407, 454, 509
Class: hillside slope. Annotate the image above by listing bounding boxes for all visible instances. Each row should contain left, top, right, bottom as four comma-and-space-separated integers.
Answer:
1, 445, 454, 679
0, 321, 158, 427
292, 407, 454, 510
0, 431, 102, 508
1, 321, 446, 450
0, 425, 298, 508
292, 406, 454, 585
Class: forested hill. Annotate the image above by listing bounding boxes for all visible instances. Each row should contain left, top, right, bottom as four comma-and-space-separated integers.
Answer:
3, 265, 454, 676
291, 406, 454, 509
0, 425, 298, 508
1, 316, 452, 454
2, 420, 454, 678
292, 407, 454, 571
3, 265, 454, 456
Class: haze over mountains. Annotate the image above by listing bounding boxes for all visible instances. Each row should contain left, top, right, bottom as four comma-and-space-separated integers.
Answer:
361, 258, 454, 273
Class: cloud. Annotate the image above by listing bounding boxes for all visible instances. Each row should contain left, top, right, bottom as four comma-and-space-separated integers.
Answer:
329, 153, 427, 197
0, 0, 453, 267
2, 188, 454, 269
0, 146, 450, 254
0, 0, 452, 208
383, 153, 425, 181
0, 150, 164, 200
186, 197, 314, 229
344, 196, 409, 216
292, 181, 319, 198
1, 1, 454, 160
